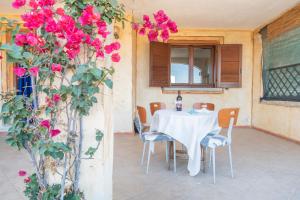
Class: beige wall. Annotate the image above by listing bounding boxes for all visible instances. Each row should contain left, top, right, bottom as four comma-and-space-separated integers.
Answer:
252, 32, 300, 142
136, 29, 254, 126
113, 18, 134, 132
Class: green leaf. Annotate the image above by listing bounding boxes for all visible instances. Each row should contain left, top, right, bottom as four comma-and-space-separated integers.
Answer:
104, 79, 113, 89
96, 129, 104, 142
72, 86, 81, 97
77, 64, 88, 74
91, 96, 97, 103
23, 52, 34, 60
1, 102, 9, 113
90, 68, 102, 79
11, 24, 20, 41
85, 147, 97, 157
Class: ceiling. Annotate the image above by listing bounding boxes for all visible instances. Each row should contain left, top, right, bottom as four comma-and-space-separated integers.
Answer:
122, 0, 300, 29
1, 0, 300, 29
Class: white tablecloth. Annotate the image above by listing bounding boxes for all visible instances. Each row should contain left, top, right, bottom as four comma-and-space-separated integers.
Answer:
150, 109, 221, 176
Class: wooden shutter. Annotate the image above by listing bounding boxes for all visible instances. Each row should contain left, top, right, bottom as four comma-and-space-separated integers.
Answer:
149, 42, 170, 87
217, 44, 242, 88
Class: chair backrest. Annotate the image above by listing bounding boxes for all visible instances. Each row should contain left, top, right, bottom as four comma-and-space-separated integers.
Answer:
137, 106, 147, 124
150, 102, 166, 115
193, 103, 215, 111
218, 108, 239, 144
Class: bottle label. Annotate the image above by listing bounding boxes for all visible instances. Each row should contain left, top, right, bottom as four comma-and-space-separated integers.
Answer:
176, 101, 182, 111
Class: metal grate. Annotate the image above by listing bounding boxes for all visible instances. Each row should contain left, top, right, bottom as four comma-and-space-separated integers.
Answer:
263, 63, 300, 101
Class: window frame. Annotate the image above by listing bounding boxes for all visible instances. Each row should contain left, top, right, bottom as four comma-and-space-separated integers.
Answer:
169, 44, 216, 88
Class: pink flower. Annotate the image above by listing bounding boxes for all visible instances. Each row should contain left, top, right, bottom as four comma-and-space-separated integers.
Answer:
167, 20, 178, 33
84, 34, 92, 45
66, 49, 80, 59
52, 94, 61, 103
40, 120, 50, 129
160, 29, 169, 42
79, 5, 95, 26
21, 11, 45, 30
24, 177, 31, 183
132, 23, 139, 31
18, 170, 27, 176
29, 0, 38, 9
143, 15, 152, 29
38, 0, 55, 7
154, 10, 169, 25
148, 29, 158, 41
91, 38, 102, 49
51, 63, 62, 72
14, 67, 26, 77
29, 67, 39, 76
111, 53, 120, 63
99, 31, 110, 39
50, 129, 61, 137
56, 8, 65, 15
96, 20, 108, 37
104, 45, 113, 54
138, 28, 146, 35
143, 15, 150, 22
42, 7, 53, 19
26, 33, 38, 46
12, 0, 26, 9
45, 19, 58, 33
111, 42, 121, 51
96, 50, 104, 58
15, 34, 27, 46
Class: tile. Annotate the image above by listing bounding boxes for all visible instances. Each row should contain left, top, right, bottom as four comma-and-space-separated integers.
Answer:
113, 128, 300, 200
1, 128, 300, 200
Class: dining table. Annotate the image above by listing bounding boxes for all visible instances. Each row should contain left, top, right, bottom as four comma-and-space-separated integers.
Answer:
150, 109, 221, 176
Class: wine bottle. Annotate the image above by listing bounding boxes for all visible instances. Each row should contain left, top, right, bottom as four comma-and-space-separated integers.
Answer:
176, 90, 182, 111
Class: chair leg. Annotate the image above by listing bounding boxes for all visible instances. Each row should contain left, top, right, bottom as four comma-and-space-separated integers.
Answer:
212, 148, 216, 184
166, 141, 169, 163
228, 144, 234, 178
208, 148, 212, 169
173, 141, 176, 172
146, 142, 152, 174
141, 142, 147, 165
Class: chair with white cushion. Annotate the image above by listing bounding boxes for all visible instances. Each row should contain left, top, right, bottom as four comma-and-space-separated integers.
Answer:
200, 108, 239, 184
134, 108, 176, 174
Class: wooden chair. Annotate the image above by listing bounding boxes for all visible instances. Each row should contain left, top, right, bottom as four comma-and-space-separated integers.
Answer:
200, 108, 239, 184
150, 102, 166, 115
137, 106, 147, 124
193, 103, 215, 111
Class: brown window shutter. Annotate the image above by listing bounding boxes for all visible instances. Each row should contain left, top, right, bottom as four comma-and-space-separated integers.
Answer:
217, 44, 242, 88
149, 42, 170, 87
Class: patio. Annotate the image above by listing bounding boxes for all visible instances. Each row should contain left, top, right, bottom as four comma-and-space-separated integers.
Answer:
113, 129, 300, 200
2, 128, 300, 200
0, 0, 300, 199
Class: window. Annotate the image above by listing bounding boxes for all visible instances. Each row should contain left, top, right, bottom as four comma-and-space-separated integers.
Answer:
260, 11, 300, 101
149, 42, 242, 89
170, 46, 214, 87
170, 47, 189, 84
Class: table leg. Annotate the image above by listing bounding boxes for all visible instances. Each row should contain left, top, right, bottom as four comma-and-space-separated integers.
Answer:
168, 141, 173, 170
201, 146, 206, 173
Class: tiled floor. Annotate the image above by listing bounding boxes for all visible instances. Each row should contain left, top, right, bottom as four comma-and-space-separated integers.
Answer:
1, 128, 300, 200
0, 136, 32, 200
113, 128, 300, 200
